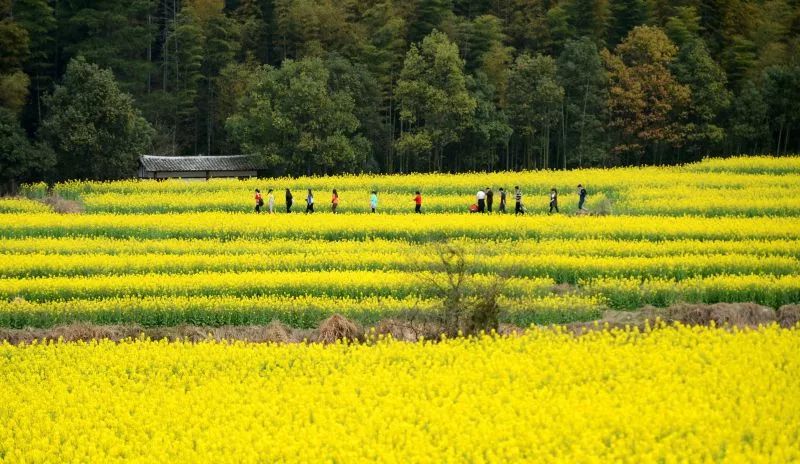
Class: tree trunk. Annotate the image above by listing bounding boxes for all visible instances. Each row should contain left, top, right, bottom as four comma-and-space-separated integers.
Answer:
579, 82, 589, 168
783, 126, 790, 155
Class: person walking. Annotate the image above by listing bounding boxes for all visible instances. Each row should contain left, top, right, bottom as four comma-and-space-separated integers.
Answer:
476, 188, 486, 213
331, 189, 340, 214
254, 189, 264, 213
306, 189, 314, 213
414, 191, 422, 213
514, 186, 524, 215
486, 187, 494, 213
577, 184, 587, 211
498, 188, 507, 213
285, 188, 293, 213
549, 188, 559, 214
267, 189, 275, 214
370, 190, 378, 213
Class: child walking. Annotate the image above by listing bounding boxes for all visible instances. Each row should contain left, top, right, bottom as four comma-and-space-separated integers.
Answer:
414, 191, 422, 213
370, 191, 378, 213
331, 189, 339, 213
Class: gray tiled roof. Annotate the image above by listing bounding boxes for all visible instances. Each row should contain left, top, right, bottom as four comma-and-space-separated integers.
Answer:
140, 155, 264, 172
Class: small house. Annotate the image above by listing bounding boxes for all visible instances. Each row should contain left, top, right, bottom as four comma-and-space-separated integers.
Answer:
138, 155, 266, 180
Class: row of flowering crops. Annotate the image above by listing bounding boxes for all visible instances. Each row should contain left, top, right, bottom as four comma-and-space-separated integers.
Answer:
0, 156, 797, 461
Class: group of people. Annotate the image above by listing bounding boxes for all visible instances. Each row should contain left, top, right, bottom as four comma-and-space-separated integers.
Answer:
472, 184, 588, 215
254, 184, 588, 214
254, 188, 357, 214
547, 184, 588, 213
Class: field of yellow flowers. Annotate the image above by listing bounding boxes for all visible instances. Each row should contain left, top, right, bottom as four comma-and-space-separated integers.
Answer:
0, 156, 798, 462
0, 325, 798, 462
2, 155, 799, 327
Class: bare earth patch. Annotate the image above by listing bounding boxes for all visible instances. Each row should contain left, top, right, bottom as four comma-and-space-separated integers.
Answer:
0, 304, 796, 345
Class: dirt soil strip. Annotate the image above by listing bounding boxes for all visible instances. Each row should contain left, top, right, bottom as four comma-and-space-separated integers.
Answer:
0, 304, 797, 345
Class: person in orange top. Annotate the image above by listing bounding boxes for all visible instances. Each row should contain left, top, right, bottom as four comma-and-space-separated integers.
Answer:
331, 189, 340, 214
254, 189, 263, 214
414, 191, 422, 213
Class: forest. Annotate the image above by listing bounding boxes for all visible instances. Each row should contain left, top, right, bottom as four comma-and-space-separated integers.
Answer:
1, 0, 799, 187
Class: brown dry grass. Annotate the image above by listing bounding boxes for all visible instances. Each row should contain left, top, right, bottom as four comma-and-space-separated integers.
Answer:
777, 305, 800, 328
316, 314, 363, 344
599, 303, 778, 329
40, 195, 84, 214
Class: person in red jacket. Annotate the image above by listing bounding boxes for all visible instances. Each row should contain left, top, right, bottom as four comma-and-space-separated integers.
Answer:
414, 191, 422, 213
254, 189, 263, 213
331, 189, 340, 214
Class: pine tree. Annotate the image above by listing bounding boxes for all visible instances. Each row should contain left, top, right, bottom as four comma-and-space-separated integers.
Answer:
12, 0, 56, 123
608, 0, 653, 46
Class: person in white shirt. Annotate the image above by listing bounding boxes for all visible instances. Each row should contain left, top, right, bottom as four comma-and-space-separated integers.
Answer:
267, 189, 275, 213
476, 189, 486, 213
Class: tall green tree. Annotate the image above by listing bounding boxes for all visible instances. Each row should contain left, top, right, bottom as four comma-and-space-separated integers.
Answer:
0, 107, 54, 194
608, 0, 653, 45
0, 1, 30, 115
226, 57, 370, 175
727, 79, 769, 154
557, 37, 607, 167
12, 0, 56, 124
460, 72, 511, 171
672, 38, 731, 157
396, 30, 476, 172
566, 0, 610, 44
59, 0, 157, 96
42, 57, 154, 181
409, 0, 454, 44
507, 53, 564, 169
763, 65, 800, 155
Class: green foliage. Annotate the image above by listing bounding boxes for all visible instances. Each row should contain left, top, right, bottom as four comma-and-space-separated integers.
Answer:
557, 38, 607, 167
226, 57, 370, 175
396, 30, 476, 171
1, 0, 800, 185
0, 108, 53, 193
42, 57, 154, 181
507, 53, 564, 169
673, 39, 731, 155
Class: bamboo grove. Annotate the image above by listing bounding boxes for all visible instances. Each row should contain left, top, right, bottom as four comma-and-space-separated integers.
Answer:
2, 0, 800, 193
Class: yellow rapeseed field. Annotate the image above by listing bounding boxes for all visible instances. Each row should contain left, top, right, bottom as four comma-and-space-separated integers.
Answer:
0, 156, 798, 462
0, 325, 798, 463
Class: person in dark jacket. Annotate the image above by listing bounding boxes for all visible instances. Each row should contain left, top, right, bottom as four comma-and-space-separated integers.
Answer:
577, 184, 587, 210
486, 187, 494, 213
498, 188, 507, 213
549, 188, 559, 213
285, 188, 293, 213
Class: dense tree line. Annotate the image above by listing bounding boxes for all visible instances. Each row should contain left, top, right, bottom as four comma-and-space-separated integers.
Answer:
1, 0, 799, 188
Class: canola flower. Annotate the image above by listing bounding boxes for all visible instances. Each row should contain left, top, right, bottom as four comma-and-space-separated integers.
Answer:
1, 249, 798, 281
0, 324, 797, 463
19, 156, 800, 216
0, 294, 603, 328
3, 212, 798, 241
0, 198, 50, 213
3, 155, 799, 330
